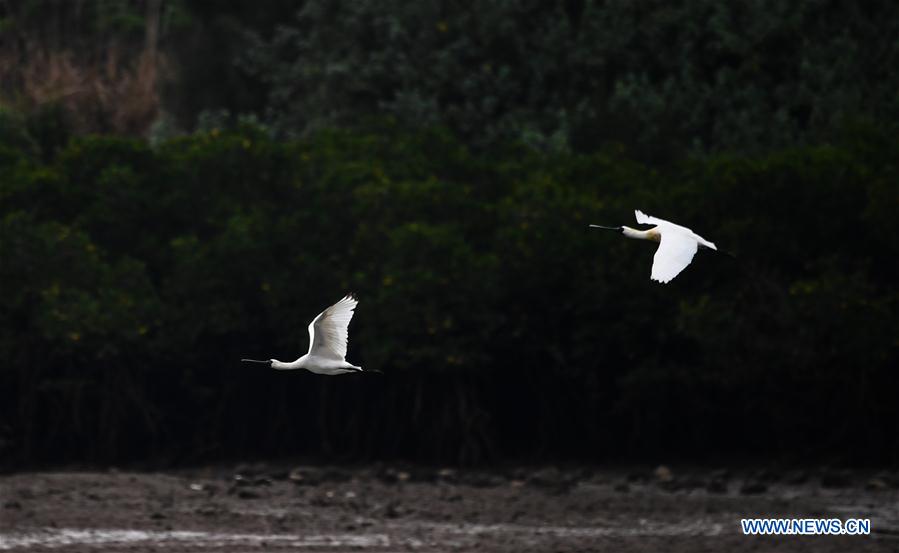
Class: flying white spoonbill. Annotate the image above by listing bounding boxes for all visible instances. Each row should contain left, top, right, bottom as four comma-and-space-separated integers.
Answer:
242, 294, 365, 374
590, 210, 718, 283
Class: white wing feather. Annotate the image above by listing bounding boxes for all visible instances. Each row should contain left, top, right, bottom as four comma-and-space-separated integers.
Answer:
651, 232, 699, 283
307, 295, 357, 360
636, 209, 717, 250
635, 209, 676, 228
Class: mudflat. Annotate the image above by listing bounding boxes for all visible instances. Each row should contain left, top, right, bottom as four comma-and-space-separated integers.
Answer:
1, 466, 897, 551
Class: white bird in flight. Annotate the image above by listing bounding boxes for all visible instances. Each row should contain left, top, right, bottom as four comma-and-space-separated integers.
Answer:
242, 294, 365, 375
590, 210, 718, 283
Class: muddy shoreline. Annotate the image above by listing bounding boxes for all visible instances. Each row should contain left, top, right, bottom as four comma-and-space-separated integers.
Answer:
2, 465, 897, 551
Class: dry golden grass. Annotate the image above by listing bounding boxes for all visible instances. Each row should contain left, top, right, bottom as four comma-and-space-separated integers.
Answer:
1, 40, 164, 136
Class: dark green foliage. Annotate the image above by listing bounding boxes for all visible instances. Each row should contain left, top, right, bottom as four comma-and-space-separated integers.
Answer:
7, 1, 899, 160
0, 118, 897, 467
240, 0, 899, 157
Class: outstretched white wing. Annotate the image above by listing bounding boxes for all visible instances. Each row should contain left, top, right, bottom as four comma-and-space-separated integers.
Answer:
651, 232, 699, 283
636, 209, 717, 250
307, 294, 358, 360
636, 210, 682, 230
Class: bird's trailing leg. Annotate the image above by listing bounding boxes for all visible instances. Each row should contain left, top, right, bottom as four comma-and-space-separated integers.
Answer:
241, 358, 272, 365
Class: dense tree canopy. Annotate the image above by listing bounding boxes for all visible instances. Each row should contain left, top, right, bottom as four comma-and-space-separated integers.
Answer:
238, 0, 899, 157
1, 119, 896, 466
3, 1, 899, 158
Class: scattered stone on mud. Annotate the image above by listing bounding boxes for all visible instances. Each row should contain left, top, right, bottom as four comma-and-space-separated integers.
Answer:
377, 467, 411, 484
653, 465, 673, 483
288, 466, 317, 485
654, 465, 685, 492
231, 473, 250, 486
436, 467, 457, 483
